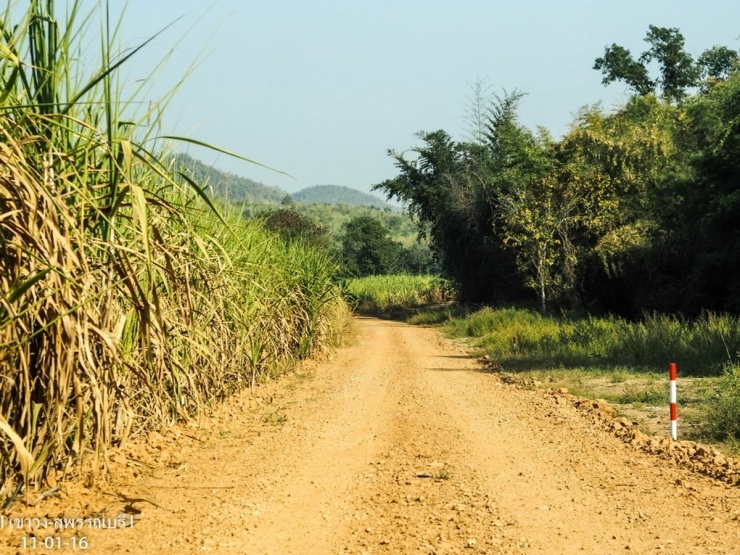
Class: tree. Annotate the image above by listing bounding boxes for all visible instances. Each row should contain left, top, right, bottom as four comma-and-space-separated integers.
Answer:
594, 26, 703, 102
341, 216, 402, 277
280, 194, 295, 206
397, 242, 438, 275
593, 44, 654, 96
482, 95, 583, 311
640, 26, 700, 102
262, 208, 328, 248
375, 91, 562, 303
464, 77, 495, 145
660, 72, 740, 313
374, 129, 521, 302
556, 94, 691, 315
498, 171, 582, 313
698, 46, 740, 87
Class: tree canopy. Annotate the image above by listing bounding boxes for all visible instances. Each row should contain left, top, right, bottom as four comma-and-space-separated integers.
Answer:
593, 25, 738, 102
341, 216, 403, 277
375, 27, 740, 316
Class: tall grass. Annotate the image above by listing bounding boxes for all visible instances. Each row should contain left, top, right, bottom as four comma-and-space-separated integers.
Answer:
449, 307, 740, 375
448, 307, 740, 446
0, 1, 344, 499
343, 274, 453, 313
703, 365, 740, 444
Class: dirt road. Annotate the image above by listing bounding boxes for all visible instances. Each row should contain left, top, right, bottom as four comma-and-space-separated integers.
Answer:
3, 317, 739, 554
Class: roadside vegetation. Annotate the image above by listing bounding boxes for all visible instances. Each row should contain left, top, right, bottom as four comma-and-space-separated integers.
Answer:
447, 308, 740, 375
375, 27, 740, 319
0, 1, 347, 499
343, 275, 453, 313
408, 305, 740, 453
372, 27, 740, 455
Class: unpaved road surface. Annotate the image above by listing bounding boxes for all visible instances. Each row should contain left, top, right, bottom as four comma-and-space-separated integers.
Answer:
3, 317, 739, 554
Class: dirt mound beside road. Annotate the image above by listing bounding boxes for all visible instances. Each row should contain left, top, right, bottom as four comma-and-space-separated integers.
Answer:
481, 355, 740, 488
2, 317, 739, 554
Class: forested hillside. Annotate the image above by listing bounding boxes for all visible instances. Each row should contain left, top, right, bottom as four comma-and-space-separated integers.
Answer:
173, 152, 285, 204
257, 202, 437, 276
173, 155, 395, 210
171, 154, 431, 275
375, 26, 740, 317
292, 185, 393, 208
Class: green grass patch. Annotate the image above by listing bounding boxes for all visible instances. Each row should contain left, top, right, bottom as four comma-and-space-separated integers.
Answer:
702, 365, 740, 446
610, 384, 665, 406
406, 304, 470, 326
433, 305, 740, 452
446, 307, 740, 376
343, 274, 454, 313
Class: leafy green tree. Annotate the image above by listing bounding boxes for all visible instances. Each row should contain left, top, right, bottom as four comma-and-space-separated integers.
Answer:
262, 208, 329, 248
698, 46, 740, 86
376, 90, 581, 303
499, 172, 582, 313
640, 25, 700, 102
280, 194, 295, 206
483, 96, 583, 311
660, 72, 740, 313
341, 216, 402, 277
594, 44, 654, 96
555, 93, 692, 314
397, 242, 439, 275
375, 129, 522, 302
594, 26, 703, 102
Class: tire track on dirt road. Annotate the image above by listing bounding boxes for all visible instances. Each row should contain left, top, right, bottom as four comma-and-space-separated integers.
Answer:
410, 328, 740, 554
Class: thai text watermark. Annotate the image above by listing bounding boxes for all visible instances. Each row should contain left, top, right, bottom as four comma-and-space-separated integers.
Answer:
1, 514, 134, 531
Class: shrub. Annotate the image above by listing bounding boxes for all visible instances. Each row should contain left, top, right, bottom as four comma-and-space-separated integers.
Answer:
703, 366, 740, 443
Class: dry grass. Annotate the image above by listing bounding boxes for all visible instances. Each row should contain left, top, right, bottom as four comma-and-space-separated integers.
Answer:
0, 1, 345, 501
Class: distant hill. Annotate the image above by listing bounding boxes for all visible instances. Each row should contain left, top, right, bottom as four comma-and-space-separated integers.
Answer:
292, 185, 392, 209
173, 153, 285, 204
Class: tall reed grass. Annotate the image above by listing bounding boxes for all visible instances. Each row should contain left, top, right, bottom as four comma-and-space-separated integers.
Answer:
449, 307, 740, 375
703, 365, 740, 444
343, 274, 453, 313
0, 1, 344, 499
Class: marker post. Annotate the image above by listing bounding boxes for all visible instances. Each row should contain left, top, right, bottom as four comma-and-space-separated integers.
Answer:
669, 363, 677, 441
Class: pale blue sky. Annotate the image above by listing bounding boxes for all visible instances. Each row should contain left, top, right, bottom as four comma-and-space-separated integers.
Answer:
116, 0, 740, 195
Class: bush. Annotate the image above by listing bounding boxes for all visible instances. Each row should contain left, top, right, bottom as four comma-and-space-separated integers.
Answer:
703, 366, 740, 443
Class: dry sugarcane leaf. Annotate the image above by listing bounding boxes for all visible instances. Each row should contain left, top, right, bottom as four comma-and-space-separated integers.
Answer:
0, 414, 34, 479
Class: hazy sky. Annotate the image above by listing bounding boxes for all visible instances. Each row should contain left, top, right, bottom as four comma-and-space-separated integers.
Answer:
116, 0, 740, 195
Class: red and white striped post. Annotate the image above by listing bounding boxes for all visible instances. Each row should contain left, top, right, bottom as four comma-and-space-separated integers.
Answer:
669, 363, 678, 440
